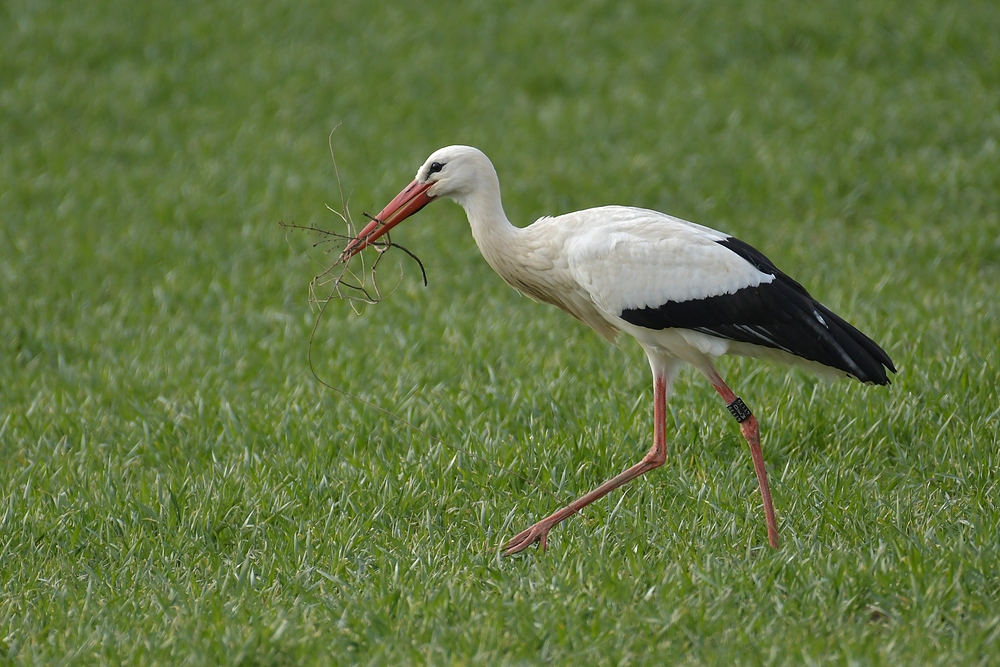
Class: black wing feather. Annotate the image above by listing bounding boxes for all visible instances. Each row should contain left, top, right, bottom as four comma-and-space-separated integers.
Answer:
619, 237, 896, 385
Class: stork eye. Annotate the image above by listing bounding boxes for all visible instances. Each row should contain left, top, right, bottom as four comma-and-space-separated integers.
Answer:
428, 161, 444, 174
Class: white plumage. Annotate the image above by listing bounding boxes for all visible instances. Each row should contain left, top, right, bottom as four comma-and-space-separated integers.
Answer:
342, 145, 895, 555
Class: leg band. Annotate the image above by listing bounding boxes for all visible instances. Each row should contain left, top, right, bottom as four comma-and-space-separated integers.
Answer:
727, 397, 752, 423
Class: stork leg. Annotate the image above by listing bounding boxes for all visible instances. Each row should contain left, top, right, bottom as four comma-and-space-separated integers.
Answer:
502, 369, 672, 556
706, 370, 781, 549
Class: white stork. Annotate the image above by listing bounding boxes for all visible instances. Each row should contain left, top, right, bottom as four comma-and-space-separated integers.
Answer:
341, 145, 895, 554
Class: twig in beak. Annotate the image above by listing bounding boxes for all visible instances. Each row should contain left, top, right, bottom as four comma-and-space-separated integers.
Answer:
279, 142, 428, 309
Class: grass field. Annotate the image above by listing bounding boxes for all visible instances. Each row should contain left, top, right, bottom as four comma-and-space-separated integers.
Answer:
3, 0, 1000, 663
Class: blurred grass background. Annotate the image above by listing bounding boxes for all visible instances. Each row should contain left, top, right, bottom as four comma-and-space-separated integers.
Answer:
2, 0, 999, 663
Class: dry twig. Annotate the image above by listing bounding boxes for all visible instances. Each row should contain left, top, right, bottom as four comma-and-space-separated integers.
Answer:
281, 125, 427, 314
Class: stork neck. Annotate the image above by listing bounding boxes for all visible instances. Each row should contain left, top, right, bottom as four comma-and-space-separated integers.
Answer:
458, 179, 523, 262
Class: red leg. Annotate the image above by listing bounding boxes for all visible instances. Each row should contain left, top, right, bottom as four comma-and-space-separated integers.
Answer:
707, 371, 780, 549
502, 371, 671, 556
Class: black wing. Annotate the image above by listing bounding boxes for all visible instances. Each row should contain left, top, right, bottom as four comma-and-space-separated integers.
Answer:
619, 237, 896, 385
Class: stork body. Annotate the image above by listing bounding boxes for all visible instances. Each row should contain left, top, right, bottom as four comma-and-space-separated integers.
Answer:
343, 145, 895, 554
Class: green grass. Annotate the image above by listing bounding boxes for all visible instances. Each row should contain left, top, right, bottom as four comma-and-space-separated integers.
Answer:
2, 0, 1000, 663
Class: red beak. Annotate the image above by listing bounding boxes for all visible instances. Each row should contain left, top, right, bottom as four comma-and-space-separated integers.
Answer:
340, 179, 434, 261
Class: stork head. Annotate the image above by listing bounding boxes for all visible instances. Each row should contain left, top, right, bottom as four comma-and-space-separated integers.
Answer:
340, 145, 497, 260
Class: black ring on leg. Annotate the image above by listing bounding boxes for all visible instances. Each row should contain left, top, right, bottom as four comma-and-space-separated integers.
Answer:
727, 397, 753, 423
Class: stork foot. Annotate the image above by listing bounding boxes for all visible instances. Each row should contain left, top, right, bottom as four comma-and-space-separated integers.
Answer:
502, 521, 553, 556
